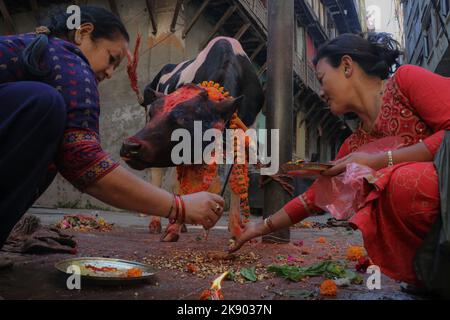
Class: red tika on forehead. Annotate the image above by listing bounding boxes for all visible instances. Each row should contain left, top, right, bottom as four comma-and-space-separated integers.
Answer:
160, 85, 203, 114
159, 81, 232, 115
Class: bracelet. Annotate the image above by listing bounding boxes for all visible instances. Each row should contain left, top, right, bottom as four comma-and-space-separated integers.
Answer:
169, 195, 181, 224
264, 217, 275, 233
179, 195, 186, 224
387, 150, 394, 167
165, 194, 175, 218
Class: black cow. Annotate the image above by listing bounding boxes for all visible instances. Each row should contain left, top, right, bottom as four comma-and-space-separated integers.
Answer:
120, 37, 264, 241
121, 37, 264, 167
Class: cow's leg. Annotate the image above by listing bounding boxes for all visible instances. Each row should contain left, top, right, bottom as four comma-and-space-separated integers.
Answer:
160, 222, 183, 242
160, 169, 185, 241
148, 168, 166, 234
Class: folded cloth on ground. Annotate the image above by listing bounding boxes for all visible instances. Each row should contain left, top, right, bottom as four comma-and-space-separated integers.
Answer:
2, 215, 77, 254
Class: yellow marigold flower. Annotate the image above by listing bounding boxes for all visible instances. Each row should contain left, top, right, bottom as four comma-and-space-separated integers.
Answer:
346, 246, 366, 261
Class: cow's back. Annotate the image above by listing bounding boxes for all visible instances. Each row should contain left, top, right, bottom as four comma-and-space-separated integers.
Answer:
151, 37, 264, 127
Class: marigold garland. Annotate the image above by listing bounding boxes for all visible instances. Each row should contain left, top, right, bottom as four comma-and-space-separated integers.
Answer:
177, 164, 218, 195
175, 81, 251, 225
229, 112, 251, 222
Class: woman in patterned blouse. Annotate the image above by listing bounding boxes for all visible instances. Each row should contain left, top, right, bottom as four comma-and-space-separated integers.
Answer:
0, 6, 224, 247
230, 33, 450, 288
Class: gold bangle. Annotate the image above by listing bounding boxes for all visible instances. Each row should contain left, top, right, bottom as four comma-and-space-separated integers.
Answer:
387, 150, 394, 167
264, 217, 275, 233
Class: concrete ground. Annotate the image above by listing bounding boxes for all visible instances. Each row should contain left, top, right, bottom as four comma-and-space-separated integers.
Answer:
0, 207, 418, 300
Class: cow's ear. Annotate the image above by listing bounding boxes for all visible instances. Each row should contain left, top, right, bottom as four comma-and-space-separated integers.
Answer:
143, 86, 165, 106
214, 95, 244, 120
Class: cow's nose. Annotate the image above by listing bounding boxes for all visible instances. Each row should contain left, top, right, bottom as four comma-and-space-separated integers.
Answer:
121, 140, 142, 157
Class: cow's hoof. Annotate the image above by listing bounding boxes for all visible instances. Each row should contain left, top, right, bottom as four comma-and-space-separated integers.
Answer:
180, 224, 188, 233
160, 224, 180, 242
148, 220, 162, 234
160, 232, 180, 242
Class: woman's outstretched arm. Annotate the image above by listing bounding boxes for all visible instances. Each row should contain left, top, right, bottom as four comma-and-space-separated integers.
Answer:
85, 166, 224, 229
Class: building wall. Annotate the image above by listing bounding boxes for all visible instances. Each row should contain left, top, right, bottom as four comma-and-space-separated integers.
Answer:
0, 0, 216, 209
295, 112, 307, 159
293, 0, 364, 163
403, 0, 450, 76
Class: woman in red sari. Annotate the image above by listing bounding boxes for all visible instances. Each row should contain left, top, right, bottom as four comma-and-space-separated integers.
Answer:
230, 33, 450, 287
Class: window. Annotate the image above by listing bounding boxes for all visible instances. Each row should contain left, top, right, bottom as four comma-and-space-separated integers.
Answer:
312, 0, 320, 19
422, 7, 433, 59
424, 34, 430, 58
418, 52, 424, 67
441, 0, 449, 16
295, 26, 306, 58
432, 7, 440, 39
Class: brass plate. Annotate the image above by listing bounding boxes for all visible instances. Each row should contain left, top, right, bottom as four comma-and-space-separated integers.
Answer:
55, 257, 156, 283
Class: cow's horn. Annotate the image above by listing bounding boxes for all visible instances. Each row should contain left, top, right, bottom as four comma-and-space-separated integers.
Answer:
142, 86, 165, 107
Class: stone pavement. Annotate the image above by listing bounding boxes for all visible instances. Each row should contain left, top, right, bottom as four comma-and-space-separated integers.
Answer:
0, 207, 418, 300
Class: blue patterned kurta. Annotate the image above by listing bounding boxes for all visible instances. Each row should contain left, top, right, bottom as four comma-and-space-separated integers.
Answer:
0, 33, 119, 190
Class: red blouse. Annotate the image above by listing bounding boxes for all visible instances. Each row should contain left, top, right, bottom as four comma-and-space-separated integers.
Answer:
284, 65, 450, 223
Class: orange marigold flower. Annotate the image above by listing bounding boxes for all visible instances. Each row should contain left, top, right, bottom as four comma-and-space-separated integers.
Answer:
320, 279, 337, 296
346, 246, 366, 261
301, 221, 314, 228
200, 289, 212, 300
186, 263, 198, 274
315, 237, 327, 244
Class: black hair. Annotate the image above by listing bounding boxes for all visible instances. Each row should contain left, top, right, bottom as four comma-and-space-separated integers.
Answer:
313, 32, 402, 80
22, 5, 130, 77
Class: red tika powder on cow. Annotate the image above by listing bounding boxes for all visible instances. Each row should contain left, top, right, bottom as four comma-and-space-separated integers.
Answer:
159, 85, 203, 114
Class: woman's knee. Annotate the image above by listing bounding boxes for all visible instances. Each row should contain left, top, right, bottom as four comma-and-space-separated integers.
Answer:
23, 82, 67, 134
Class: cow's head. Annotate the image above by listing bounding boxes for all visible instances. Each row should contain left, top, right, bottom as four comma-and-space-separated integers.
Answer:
120, 83, 243, 170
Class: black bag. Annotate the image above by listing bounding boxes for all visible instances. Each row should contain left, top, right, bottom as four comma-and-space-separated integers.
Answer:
413, 131, 450, 299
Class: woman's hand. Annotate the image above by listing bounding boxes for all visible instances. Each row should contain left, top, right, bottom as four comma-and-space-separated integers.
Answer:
182, 192, 225, 230
228, 221, 266, 253
322, 152, 386, 177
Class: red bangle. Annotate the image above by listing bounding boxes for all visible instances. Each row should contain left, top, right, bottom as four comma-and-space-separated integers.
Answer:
166, 194, 175, 218
179, 195, 186, 224
170, 195, 180, 224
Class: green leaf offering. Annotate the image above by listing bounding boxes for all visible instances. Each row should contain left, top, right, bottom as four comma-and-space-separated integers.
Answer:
240, 267, 257, 282
267, 260, 348, 282
226, 270, 236, 281
283, 289, 315, 299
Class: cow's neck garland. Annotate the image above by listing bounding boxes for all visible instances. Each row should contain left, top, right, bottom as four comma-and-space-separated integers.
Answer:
229, 113, 251, 223
176, 81, 251, 228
